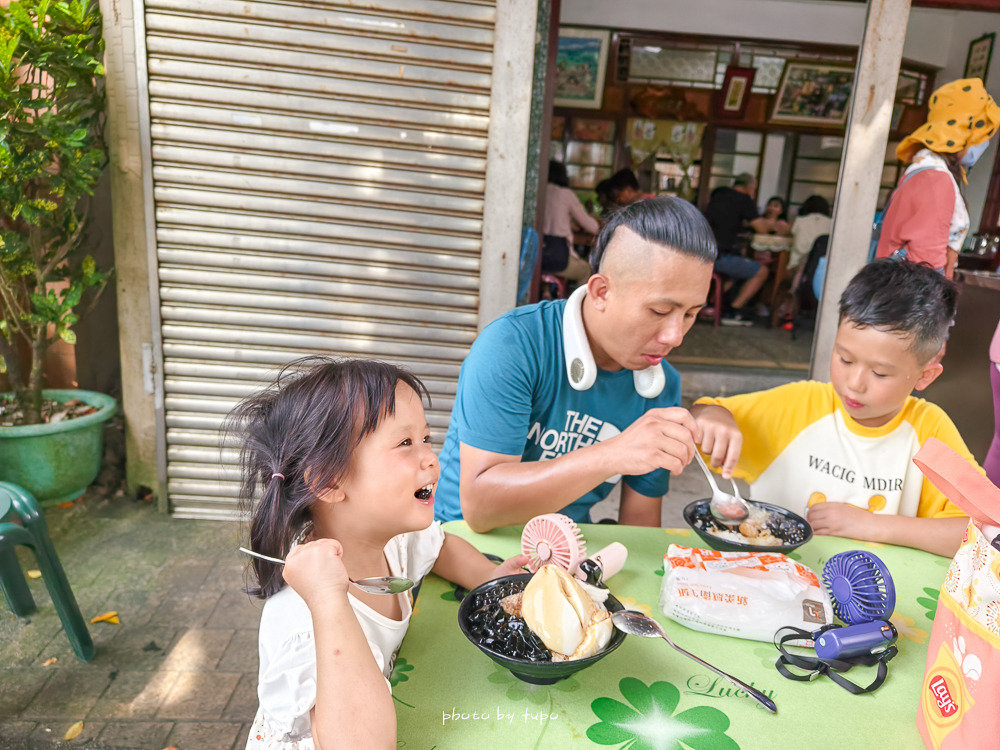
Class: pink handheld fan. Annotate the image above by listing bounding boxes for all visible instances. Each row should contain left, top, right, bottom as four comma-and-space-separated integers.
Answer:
521, 513, 586, 573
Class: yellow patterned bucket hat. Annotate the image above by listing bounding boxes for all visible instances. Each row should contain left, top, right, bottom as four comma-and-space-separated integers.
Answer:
897, 78, 1000, 164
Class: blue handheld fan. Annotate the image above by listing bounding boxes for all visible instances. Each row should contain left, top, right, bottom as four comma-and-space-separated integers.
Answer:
822, 550, 896, 625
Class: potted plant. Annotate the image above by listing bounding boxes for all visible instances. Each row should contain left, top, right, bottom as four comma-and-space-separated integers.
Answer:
0, 0, 116, 506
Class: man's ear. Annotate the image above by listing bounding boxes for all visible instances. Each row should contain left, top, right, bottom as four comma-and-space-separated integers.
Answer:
587, 273, 611, 311
914, 344, 946, 391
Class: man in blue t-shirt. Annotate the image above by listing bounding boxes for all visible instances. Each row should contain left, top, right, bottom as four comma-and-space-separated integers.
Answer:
434, 197, 743, 531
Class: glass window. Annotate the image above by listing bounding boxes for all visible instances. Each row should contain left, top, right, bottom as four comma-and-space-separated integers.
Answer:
708, 128, 764, 191
750, 56, 786, 92
735, 132, 763, 153
629, 46, 717, 86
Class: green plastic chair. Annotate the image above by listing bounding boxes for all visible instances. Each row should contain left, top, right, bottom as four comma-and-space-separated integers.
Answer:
0, 481, 95, 661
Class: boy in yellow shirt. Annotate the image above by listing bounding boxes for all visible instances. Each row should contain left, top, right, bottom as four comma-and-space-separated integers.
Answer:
693, 258, 975, 557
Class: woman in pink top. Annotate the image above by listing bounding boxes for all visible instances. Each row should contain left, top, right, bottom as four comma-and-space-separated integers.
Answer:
541, 161, 600, 281
876, 78, 1000, 279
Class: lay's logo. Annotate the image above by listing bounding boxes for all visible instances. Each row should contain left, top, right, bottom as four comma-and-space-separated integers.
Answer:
929, 674, 958, 717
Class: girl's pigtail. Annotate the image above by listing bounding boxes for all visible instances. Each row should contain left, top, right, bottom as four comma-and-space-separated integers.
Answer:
246, 470, 290, 598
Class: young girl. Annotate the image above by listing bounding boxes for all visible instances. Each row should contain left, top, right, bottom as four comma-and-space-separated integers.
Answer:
230, 357, 528, 749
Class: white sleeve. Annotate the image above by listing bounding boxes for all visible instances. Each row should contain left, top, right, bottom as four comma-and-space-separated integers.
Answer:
256, 626, 317, 742
402, 521, 446, 581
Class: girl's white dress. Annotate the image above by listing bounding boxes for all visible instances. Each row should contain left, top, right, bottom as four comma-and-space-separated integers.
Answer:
245, 522, 445, 749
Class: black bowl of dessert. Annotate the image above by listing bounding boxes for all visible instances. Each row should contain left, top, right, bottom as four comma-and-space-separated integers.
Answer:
683, 499, 812, 554
457, 570, 626, 684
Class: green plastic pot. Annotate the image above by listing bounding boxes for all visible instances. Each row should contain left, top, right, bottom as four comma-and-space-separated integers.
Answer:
0, 390, 117, 507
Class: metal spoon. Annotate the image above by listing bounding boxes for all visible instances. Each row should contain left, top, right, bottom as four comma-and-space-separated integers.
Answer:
611, 610, 777, 714
693, 450, 750, 524
238, 547, 415, 595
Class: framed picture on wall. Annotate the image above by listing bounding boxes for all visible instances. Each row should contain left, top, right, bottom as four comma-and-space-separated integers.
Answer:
770, 61, 855, 127
716, 66, 756, 119
965, 33, 994, 84
553, 27, 611, 110
569, 117, 616, 142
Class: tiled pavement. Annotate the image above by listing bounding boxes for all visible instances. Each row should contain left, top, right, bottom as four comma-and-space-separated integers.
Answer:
0, 493, 261, 750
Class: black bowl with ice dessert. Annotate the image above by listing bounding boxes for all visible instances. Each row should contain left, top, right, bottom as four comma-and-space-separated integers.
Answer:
683, 499, 813, 554
457, 573, 626, 685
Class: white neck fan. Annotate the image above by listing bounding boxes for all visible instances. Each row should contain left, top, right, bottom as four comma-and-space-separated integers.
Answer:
520, 513, 627, 582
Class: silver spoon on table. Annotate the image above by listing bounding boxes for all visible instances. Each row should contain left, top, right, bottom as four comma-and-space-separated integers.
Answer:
693, 450, 751, 524
612, 610, 777, 714
238, 547, 415, 595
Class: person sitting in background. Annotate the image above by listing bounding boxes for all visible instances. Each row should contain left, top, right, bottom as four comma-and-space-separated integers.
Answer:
789, 195, 832, 274
756, 196, 792, 236
542, 160, 600, 283
692, 259, 976, 557
703, 173, 771, 326
875, 77, 1000, 279
595, 177, 616, 214
608, 168, 653, 207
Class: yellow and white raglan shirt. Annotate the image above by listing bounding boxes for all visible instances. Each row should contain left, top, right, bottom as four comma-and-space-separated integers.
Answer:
695, 381, 974, 520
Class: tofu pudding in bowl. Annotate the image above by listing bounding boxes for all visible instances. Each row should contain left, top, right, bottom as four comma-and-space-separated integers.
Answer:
457, 565, 626, 684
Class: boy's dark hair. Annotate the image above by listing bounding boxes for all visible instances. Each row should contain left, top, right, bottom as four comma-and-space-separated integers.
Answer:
839, 258, 958, 363
591, 196, 717, 272
548, 160, 569, 188
225, 356, 429, 598
798, 194, 831, 218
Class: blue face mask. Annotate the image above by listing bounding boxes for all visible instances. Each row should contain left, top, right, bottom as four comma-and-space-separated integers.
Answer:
960, 139, 991, 169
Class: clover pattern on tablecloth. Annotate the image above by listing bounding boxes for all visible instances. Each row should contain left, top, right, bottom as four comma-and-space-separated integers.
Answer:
587, 677, 740, 750
917, 586, 940, 621
486, 662, 581, 704
389, 657, 414, 687
390, 656, 416, 708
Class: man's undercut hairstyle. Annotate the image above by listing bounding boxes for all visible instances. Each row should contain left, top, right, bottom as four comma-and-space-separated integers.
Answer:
591, 196, 717, 273
733, 172, 755, 188
839, 258, 958, 363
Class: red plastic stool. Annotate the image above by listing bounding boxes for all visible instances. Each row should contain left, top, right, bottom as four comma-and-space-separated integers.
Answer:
697, 272, 725, 327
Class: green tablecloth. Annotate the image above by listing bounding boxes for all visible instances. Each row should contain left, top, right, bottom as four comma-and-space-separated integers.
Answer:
394, 522, 949, 750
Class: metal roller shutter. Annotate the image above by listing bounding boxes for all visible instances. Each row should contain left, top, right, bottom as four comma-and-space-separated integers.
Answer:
144, 0, 496, 519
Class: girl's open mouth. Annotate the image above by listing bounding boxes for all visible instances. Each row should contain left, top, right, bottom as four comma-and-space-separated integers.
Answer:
415, 484, 435, 504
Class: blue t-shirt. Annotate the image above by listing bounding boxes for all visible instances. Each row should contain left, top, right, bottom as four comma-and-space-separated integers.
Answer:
434, 298, 681, 523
